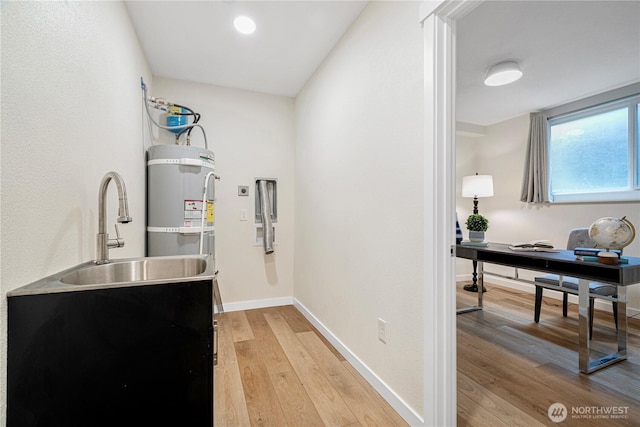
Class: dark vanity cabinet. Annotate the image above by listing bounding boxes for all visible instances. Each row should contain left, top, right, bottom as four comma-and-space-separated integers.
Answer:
7, 281, 213, 427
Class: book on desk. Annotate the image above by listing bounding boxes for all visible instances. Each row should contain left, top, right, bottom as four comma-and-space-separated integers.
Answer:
574, 247, 622, 257
508, 240, 558, 252
575, 255, 630, 264
460, 240, 489, 247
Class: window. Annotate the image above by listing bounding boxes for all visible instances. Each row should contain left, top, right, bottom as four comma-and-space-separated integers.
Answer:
547, 94, 640, 203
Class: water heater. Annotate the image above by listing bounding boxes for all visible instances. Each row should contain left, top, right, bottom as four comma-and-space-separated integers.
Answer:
147, 144, 215, 259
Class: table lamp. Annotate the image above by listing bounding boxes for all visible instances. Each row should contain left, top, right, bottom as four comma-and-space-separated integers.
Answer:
462, 173, 494, 214
461, 173, 493, 292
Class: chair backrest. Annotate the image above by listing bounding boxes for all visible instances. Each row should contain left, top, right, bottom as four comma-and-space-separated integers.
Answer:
566, 228, 597, 250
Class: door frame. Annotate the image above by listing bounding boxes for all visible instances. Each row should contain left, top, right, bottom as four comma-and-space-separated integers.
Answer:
420, 1, 482, 425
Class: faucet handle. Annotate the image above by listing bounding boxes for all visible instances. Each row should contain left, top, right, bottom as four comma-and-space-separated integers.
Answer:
109, 224, 125, 249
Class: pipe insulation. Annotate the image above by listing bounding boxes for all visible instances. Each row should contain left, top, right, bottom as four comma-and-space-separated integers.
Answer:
258, 180, 274, 254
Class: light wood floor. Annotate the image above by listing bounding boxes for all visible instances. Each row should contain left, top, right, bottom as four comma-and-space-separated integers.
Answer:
457, 281, 640, 426
214, 284, 640, 426
213, 305, 408, 426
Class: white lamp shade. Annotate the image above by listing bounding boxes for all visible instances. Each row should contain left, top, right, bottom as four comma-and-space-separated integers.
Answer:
462, 174, 494, 198
484, 61, 522, 86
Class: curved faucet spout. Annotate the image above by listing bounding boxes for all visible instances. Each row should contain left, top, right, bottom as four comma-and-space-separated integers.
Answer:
96, 172, 132, 264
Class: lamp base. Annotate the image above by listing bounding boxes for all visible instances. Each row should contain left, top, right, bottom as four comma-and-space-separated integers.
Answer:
463, 283, 486, 293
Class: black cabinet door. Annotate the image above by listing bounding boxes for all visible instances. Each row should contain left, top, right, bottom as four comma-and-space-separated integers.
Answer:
8, 281, 213, 427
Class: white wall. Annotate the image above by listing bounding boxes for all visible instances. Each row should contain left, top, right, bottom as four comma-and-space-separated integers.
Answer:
0, 1, 152, 424
150, 77, 295, 307
295, 1, 424, 418
456, 114, 640, 310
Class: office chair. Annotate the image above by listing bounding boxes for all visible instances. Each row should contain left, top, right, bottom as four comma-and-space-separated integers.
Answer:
534, 228, 618, 339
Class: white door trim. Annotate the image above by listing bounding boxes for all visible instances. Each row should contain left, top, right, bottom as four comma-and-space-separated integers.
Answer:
421, 1, 482, 425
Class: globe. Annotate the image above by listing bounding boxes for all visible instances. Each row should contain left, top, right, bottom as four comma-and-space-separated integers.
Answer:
588, 216, 636, 250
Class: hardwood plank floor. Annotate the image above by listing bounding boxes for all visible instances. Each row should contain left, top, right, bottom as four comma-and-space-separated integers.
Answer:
214, 306, 408, 427
457, 281, 640, 427
214, 312, 252, 426
214, 283, 640, 426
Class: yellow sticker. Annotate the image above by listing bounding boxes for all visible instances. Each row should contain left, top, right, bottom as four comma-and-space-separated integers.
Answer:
207, 201, 214, 223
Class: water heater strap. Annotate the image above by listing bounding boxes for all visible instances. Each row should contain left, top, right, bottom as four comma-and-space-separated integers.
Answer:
147, 226, 215, 234
147, 158, 215, 170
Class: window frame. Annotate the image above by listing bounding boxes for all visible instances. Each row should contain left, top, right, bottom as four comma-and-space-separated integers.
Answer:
545, 90, 640, 203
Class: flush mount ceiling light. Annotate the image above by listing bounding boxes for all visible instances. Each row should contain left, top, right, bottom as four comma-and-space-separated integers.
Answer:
484, 61, 523, 86
234, 16, 256, 35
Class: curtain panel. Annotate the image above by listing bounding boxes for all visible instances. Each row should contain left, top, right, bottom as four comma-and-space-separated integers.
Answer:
520, 113, 549, 203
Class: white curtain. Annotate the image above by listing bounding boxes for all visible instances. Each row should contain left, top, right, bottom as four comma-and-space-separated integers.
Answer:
520, 113, 549, 203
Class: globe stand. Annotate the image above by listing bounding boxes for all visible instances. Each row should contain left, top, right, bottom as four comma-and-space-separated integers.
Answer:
597, 250, 619, 265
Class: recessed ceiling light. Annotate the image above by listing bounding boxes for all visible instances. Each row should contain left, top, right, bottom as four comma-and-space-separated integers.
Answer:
484, 61, 523, 86
234, 16, 256, 35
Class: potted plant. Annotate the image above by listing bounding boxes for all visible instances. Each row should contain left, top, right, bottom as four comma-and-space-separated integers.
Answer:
465, 214, 489, 242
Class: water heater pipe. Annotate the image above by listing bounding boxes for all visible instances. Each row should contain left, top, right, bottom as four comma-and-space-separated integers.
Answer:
141, 79, 209, 149
258, 180, 274, 254
199, 171, 218, 255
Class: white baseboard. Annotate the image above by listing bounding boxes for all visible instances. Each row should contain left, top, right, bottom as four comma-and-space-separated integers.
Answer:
457, 274, 640, 317
293, 298, 424, 427
217, 296, 293, 313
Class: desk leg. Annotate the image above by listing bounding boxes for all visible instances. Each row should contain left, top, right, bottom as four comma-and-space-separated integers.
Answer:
617, 287, 628, 357
578, 279, 590, 372
477, 261, 484, 308
578, 280, 628, 374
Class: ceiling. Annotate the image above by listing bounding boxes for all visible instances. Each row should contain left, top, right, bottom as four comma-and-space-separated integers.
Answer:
457, 0, 640, 126
125, 1, 368, 97
126, 1, 640, 126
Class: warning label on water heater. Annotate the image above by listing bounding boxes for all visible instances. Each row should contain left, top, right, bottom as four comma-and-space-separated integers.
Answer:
207, 201, 214, 223
184, 200, 204, 227
184, 200, 202, 212
183, 200, 214, 228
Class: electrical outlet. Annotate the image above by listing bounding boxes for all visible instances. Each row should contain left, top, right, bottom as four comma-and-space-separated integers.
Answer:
238, 185, 249, 196
240, 209, 248, 221
377, 318, 387, 343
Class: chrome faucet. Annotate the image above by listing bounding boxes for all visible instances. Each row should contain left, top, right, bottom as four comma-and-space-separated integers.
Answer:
96, 172, 132, 264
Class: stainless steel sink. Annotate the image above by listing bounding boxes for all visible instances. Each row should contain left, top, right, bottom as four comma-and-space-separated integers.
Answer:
61, 257, 208, 285
7, 254, 216, 296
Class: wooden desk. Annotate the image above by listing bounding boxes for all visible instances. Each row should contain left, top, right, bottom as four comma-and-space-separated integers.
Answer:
456, 243, 640, 374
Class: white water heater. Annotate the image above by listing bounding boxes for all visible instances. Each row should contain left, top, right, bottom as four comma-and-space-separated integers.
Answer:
147, 144, 216, 259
